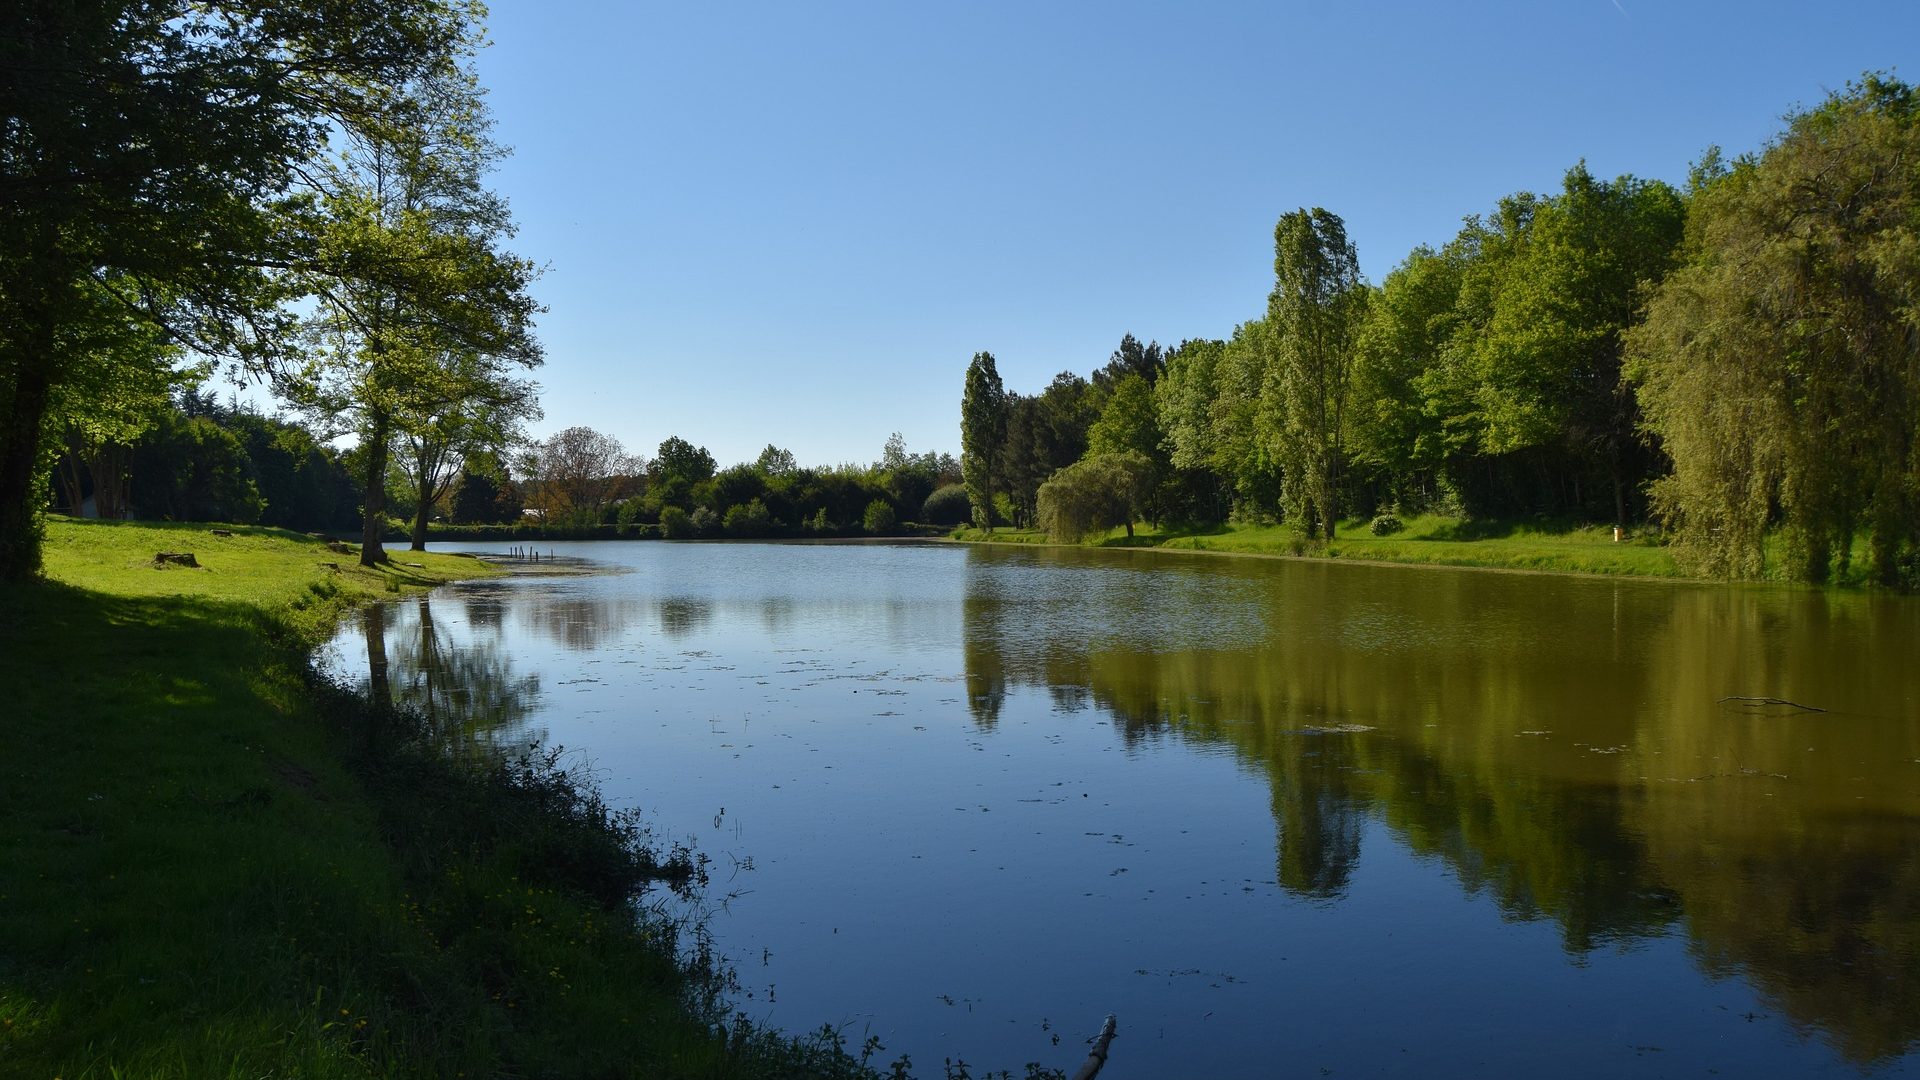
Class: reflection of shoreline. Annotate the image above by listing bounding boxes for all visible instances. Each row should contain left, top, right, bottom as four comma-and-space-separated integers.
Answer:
961, 546, 1920, 1065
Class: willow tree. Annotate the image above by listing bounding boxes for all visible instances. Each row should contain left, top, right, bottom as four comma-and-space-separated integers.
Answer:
1035, 451, 1151, 542
1265, 209, 1366, 540
0, 0, 472, 579
1630, 77, 1920, 583
960, 351, 1008, 531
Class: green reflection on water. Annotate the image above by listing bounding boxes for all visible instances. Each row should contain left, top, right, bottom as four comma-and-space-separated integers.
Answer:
962, 546, 1920, 1064
362, 594, 543, 753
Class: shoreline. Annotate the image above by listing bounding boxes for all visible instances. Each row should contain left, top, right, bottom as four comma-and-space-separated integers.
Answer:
939, 531, 1709, 586
938, 526, 1876, 593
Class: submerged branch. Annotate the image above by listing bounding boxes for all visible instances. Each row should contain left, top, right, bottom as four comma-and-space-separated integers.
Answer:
1718, 695, 1827, 713
1070, 1014, 1119, 1080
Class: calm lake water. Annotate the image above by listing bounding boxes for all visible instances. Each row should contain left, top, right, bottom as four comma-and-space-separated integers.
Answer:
324, 541, 1920, 1078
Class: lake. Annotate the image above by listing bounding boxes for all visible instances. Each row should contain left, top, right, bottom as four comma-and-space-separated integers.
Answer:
324, 540, 1920, 1078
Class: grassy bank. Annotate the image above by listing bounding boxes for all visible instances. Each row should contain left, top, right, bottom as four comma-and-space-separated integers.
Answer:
0, 518, 899, 1079
952, 514, 1683, 579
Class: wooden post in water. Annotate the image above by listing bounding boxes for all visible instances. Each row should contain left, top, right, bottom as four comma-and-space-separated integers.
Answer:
1070, 1015, 1117, 1080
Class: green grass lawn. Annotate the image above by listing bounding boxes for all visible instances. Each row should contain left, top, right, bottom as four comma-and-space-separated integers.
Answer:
953, 514, 1682, 578
0, 518, 893, 1079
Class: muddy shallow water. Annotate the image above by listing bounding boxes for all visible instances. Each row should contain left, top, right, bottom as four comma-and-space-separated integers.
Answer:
325, 540, 1920, 1078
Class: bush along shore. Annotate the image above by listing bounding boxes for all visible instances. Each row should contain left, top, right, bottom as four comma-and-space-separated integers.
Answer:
0, 518, 1064, 1079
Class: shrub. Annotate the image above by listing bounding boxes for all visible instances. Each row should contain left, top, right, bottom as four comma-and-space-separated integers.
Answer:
1369, 514, 1406, 536
862, 499, 897, 535
659, 505, 694, 539
920, 483, 971, 526
723, 499, 773, 537
689, 506, 719, 537
806, 507, 832, 534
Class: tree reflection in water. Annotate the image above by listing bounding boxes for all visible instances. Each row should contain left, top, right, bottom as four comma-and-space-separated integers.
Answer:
960, 549, 1920, 1065
361, 594, 542, 754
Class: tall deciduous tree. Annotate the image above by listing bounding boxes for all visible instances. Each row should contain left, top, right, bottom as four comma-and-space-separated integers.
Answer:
1347, 246, 1464, 508
396, 351, 541, 549
0, 0, 472, 579
960, 351, 1008, 531
1265, 208, 1366, 540
287, 43, 541, 566
1471, 165, 1684, 525
519, 427, 638, 524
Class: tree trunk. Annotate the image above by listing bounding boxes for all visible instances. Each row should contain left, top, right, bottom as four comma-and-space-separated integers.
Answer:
1323, 461, 1338, 541
360, 411, 390, 567
0, 358, 55, 581
56, 445, 86, 518
410, 463, 433, 551
96, 444, 130, 520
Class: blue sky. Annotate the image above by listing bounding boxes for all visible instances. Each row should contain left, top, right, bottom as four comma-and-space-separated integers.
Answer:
467, 1, 1918, 467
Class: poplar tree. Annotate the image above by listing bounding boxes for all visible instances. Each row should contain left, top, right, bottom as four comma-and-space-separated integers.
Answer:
960, 351, 1008, 531
1265, 209, 1365, 540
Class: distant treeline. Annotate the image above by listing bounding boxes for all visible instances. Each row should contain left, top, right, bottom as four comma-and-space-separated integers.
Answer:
508, 428, 966, 539
959, 76, 1920, 586
51, 392, 967, 543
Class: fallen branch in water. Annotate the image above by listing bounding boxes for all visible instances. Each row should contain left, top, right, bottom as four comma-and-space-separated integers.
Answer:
1718, 695, 1826, 713
1070, 1015, 1118, 1080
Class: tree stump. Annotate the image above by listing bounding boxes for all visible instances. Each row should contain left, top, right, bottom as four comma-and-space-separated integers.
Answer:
153, 552, 199, 568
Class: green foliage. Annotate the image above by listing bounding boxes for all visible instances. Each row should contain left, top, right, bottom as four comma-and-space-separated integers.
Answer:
653, 436, 718, 488
1467, 165, 1685, 523
1265, 208, 1367, 540
1632, 76, 1920, 584
920, 483, 972, 527
658, 505, 694, 540
1035, 452, 1151, 543
451, 469, 508, 524
862, 498, 898, 535
128, 411, 265, 525
1348, 246, 1463, 500
754, 444, 799, 478
0, 0, 488, 580
959, 352, 1008, 531
723, 498, 773, 537
1369, 514, 1405, 536
714, 462, 770, 513
689, 505, 719, 537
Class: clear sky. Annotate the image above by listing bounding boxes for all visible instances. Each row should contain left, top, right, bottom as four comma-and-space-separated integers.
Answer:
465, 0, 1918, 468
